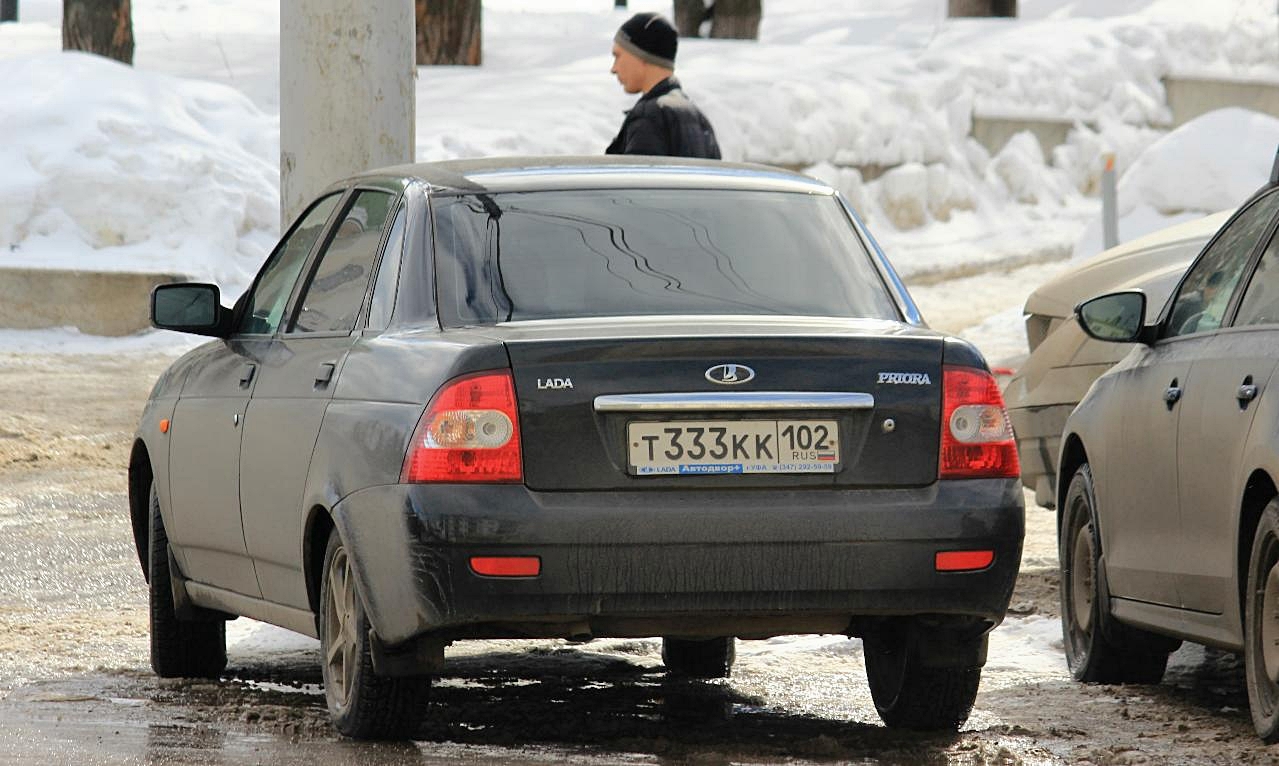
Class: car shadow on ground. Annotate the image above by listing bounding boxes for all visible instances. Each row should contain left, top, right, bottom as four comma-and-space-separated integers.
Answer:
216, 643, 988, 762
6, 641, 1262, 764
208, 640, 1260, 758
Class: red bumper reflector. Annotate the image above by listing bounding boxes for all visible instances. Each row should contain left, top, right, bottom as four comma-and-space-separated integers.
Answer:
469, 556, 541, 577
935, 550, 994, 572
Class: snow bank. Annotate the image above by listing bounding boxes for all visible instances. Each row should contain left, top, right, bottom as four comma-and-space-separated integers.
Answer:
0, 51, 278, 296
1070, 107, 1279, 259
1119, 107, 1279, 215
2, 0, 1279, 327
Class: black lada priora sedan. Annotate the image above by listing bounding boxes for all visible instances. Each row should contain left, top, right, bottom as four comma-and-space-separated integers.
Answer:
130, 157, 1024, 738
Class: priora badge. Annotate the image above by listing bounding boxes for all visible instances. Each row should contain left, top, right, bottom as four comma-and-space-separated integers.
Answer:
705, 364, 755, 385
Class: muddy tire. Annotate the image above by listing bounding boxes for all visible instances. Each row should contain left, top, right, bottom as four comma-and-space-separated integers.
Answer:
661, 637, 735, 678
1060, 464, 1174, 685
148, 482, 227, 679
1245, 501, 1279, 742
863, 622, 982, 730
319, 530, 431, 739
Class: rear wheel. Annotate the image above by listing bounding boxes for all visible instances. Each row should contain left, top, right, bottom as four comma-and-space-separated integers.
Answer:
661, 637, 735, 678
862, 621, 982, 730
1060, 464, 1175, 684
148, 482, 227, 678
319, 530, 431, 739
1245, 500, 1279, 742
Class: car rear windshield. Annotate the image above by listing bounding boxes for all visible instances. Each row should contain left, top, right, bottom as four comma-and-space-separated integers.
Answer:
432, 188, 901, 325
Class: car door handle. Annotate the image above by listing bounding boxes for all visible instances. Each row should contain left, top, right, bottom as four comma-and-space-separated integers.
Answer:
238, 363, 256, 389
1163, 383, 1182, 409
314, 361, 336, 388
1239, 384, 1259, 403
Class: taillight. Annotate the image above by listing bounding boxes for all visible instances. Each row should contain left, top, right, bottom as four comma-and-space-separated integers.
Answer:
939, 365, 1019, 479
402, 371, 523, 483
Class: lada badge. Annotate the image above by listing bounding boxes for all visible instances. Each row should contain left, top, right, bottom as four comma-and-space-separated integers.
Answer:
705, 364, 755, 385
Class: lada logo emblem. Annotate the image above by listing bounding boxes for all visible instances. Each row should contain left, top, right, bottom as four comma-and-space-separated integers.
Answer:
705, 364, 755, 385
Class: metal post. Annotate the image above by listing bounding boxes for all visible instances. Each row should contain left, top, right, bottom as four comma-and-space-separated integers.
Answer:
0, 0, 17, 22
1101, 153, 1119, 250
280, 1, 416, 228
615, 0, 627, 7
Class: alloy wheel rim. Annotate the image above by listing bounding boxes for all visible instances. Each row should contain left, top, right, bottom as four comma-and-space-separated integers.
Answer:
323, 545, 358, 709
1071, 521, 1095, 638
1262, 556, 1279, 685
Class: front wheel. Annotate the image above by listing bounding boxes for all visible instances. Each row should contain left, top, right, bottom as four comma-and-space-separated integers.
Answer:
148, 481, 227, 678
862, 622, 982, 731
319, 530, 431, 739
1244, 500, 1279, 742
1059, 464, 1175, 685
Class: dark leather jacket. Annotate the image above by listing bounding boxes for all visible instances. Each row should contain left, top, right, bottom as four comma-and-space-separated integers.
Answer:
606, 77, 721, 159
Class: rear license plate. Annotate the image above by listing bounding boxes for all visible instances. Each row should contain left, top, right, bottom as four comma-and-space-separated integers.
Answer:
626, 420, 840, 475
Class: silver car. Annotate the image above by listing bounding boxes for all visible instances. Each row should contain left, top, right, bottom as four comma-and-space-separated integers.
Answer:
1059, 158, 1279, 740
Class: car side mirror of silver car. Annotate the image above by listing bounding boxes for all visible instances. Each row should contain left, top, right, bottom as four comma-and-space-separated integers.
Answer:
151, 282, 231, 338
1075, 290, 1148, 344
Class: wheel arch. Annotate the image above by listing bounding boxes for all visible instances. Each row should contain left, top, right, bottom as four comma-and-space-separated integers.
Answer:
304, 505, 337, 628
1056, 433, 1089, 529
127, 439, 154, 580
1238, 469, 1279, 625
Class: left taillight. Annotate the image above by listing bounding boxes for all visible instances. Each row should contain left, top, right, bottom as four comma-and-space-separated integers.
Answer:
401, 370, 523, 483
939, 365, 1019, 480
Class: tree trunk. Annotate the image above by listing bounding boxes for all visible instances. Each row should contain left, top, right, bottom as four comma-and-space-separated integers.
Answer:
948, 0, 1017, 17
673, 0, 708, 38
416, 0, 482, 66
62, 0, 133, 65
709, 0, 762, 40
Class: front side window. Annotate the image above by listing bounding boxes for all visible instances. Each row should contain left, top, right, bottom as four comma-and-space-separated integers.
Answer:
1166, 190, 1279, 338
432, 189, 900, 326
237, 194, 341, 335
292, 190, 396, 334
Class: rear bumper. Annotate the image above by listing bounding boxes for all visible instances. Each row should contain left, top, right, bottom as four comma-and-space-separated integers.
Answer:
333, 479, 1024, 647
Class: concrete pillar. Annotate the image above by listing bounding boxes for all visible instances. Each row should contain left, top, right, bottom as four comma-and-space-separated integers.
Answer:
280, 1, 416, 227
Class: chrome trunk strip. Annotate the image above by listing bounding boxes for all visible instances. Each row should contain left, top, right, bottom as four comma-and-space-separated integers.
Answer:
592, 392, 874, 412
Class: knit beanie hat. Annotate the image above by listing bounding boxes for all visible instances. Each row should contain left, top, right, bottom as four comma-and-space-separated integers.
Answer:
614, 12, 678, 70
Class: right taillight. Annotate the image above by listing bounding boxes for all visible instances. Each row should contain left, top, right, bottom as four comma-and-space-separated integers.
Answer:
401, 370, 523, 483
939, 365, 1019, 479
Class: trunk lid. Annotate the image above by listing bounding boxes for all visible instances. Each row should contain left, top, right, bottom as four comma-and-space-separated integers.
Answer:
493, 316, 945, 491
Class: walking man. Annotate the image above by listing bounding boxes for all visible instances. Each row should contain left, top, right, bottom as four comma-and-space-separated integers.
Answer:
606, 12, 721, 159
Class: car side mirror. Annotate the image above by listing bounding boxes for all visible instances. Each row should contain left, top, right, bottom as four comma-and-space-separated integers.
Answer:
1075, 291, 1148, 344
152, 283, 230, 338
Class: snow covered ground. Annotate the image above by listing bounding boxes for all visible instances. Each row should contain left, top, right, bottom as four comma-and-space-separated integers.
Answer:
2, 1, 1278, 355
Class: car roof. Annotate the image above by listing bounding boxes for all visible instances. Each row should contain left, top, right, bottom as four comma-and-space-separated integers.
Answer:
349, 156, 835, 195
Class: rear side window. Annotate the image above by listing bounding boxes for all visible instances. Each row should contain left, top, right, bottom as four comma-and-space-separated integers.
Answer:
291, 190, 396, 334
1235, 229, 1279, 327
366, 205, 407, 331
433, 189, 899, 325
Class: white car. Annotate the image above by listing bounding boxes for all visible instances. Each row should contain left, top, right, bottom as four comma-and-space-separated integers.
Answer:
1003, 209, 1231, 508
